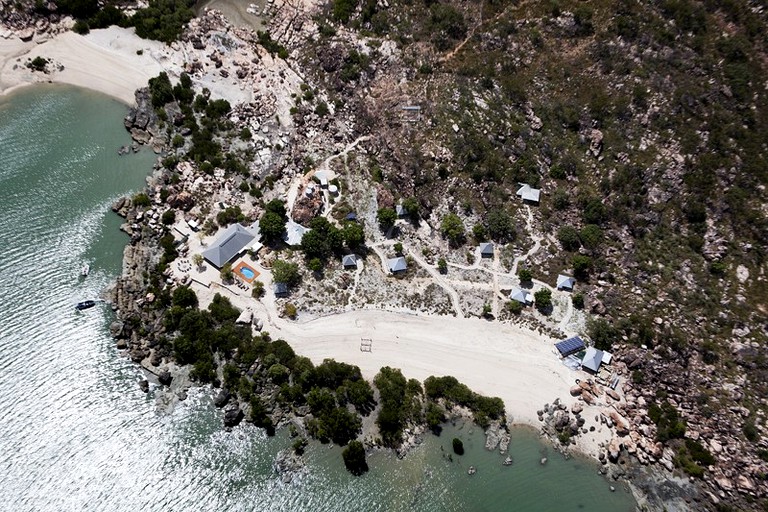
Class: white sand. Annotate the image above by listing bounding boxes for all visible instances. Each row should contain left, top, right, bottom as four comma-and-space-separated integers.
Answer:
0, 27, 168, 105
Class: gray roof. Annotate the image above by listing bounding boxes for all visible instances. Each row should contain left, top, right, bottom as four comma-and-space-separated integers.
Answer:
273, 282, 289, 296
516, 184, 541, 203
342, 254, 357, 268
581, 347, 604, 373
479, 242, 494, 256
557, 274, 576, 290
388, 256, 407, 273
509, 287, 532, 304
284, 220, 310, 246
202, 223, 256, 268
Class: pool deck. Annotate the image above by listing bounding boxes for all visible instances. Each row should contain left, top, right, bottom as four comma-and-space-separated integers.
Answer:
233, 260, 259, 283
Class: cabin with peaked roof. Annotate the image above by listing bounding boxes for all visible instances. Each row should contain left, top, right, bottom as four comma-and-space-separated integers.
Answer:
516, 184, 541, 204
509, 287, 532, 304
202, 223, 257, 268
479, 242, 494, 258
387, 256, 407, 273
581, 347, 605, 373
556, 274, 576, 290
345, 212, 358, 222
342, 254, 358, 269
273, 282, 289, 297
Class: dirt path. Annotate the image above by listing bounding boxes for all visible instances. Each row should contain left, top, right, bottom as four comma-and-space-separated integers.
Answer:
406, 248, 465, 318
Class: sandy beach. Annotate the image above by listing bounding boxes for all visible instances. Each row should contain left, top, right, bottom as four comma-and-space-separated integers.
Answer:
190, 276, 614, 457
0, 27, 167, 104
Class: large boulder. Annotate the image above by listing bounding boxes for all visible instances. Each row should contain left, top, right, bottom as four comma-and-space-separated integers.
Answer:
214, 389, 231, 408
223, 404, 244, 427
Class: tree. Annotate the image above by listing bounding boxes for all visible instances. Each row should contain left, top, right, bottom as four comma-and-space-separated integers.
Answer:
402, 197, 420, 220
283, 302, 297, 319
172, 285, 198, 308
437, 258, 448, 274
579, 224, 603, 251
265, 199, 287, 218
343, 222, 365, 250
308, 257, 324, 273
192, 253, 204, 270
534, 288, 552, 311
302, 217, 343, 259
220, 262, 234, 283
452, 438, 465, 455
377, 207, 397, 231
393, 242, 403, 255
259, 211, 286, 245
272, 259, 300, 286
557, 226, 581, 251
472, 223, 486, 241
252, 280, 265, 298
440, 213, 465, 246
572, 292, 585, 309
518, 268, 532, 283
342, 440, 369, 476
485, 208, 515, 242
587, 318, 616, 351
572, 254, 592, 279
506, 300, 523, 314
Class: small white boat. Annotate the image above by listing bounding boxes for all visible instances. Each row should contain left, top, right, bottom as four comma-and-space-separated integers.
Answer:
80, 263, 90, 277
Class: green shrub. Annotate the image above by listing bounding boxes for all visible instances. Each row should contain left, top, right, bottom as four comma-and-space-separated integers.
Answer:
342, 440, 368, 475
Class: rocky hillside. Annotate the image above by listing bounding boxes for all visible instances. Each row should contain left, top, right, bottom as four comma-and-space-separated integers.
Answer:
273, 0, 768, 508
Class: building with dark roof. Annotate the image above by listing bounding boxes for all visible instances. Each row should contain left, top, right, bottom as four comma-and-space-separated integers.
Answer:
479, 242, 494, 258
202, 223, 256, 268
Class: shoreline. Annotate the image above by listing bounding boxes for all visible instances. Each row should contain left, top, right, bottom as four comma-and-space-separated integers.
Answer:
0, 26, 168, 105
0, 11, 639, 508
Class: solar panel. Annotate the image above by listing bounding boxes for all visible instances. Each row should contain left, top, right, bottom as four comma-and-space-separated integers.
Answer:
555, 336, 585, 356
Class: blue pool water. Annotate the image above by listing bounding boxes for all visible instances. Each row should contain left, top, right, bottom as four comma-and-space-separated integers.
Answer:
240, 267, 255, 279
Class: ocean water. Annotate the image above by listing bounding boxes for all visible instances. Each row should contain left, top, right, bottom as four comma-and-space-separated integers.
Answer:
0, 85, 637, 511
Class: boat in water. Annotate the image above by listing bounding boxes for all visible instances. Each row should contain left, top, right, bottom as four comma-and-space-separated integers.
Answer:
75, 300, 96, 311
80, 263, 90, 277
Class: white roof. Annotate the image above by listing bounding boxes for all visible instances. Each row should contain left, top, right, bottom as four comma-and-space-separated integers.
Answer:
557, 274, 575, 290
315, 170, 329, 186
516, 184, 541, 203
509, 287, 532, 304
581, 347, 604, 373
284, 220, 310, 246
602, 351, 613, 365
388, 256, 407, 272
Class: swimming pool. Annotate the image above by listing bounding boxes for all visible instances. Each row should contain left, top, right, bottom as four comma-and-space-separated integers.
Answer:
233, 261, 259, 283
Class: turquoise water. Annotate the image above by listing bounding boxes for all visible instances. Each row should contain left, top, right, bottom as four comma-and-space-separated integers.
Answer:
0, 85, 636, 511
240, 267, 255, 279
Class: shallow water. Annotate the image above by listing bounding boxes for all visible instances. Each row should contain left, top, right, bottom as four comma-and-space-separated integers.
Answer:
0, 85, 636, 511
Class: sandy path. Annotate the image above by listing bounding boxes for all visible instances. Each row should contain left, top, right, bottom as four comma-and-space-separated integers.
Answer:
1, 27, 167, 104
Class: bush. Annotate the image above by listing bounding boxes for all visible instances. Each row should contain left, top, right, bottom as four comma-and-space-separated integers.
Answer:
485, 209, 515, 242
283, 302, 297, 319
161, 209, 175, 225
377, 208, 397, 230
129, 0, 196, 43
342, 440, 368, 476
572, 255, 592, 279
440, 213, 465, 246
452, 438, 464, 455
557, 226, 581, 251
252, 280, 265, 298
518, 268, 532, 283
272, 260, 300, 286
393, 242, 403, 255
571, 293, 585, 309
506, 300, 523, 314
172, 285, 198, 308
72, 20, 90, 34
587, 318, 616, 351
534, 288, 552, 311
437, 258, 448, 274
